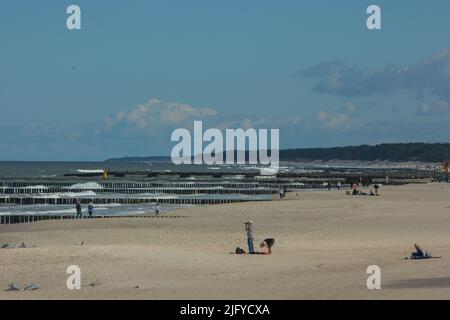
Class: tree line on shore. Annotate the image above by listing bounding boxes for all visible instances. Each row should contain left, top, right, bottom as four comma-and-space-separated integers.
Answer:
281, 143, 450, 162
106, 143, 450, 163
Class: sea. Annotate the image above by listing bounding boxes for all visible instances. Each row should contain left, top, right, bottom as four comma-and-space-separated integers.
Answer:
0, 161, 285, 217
0, 160, 324, 177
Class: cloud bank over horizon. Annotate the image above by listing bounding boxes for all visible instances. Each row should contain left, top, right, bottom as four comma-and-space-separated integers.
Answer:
300, 49, 450, 117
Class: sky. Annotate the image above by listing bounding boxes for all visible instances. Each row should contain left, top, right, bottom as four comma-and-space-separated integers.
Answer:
0, 0, 449, 161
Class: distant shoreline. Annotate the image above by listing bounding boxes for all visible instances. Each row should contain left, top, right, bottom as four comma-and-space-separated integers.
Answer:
105, 142, 450, 164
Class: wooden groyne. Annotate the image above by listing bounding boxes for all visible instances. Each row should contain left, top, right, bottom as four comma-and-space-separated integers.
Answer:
0, 195, 271, 206
0, 186, 280, 196
0, 214, 188, 225
0, 178, 344, 190
0, 178, 356, 196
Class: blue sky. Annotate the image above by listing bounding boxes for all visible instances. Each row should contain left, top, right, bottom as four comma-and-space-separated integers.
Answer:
1, 0, 449, 160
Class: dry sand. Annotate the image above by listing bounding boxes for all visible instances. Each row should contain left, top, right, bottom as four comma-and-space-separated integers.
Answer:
1, 182, 450, 300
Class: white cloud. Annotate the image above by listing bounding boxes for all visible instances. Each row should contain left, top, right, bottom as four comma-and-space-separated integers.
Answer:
105, 98, 304, 132
417, 100, 449, 116
21, 122, 83, 142
316, 111, 354, 130
342, 102, 356, 113
215, 115, 303, 131
104, 98, 217, 131
301, 48, 450, 113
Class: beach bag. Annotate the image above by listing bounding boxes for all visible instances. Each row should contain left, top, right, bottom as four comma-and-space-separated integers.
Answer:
235, 247, 246, 254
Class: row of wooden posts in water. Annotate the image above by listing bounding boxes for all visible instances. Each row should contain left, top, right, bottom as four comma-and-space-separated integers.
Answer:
0, 214, 188, 225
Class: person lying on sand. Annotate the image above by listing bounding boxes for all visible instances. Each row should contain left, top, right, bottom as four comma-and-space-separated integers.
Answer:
406, 243, 440, 259
346, 189, 378, 196
411, 243, 425, 259
232, 238, 275, 255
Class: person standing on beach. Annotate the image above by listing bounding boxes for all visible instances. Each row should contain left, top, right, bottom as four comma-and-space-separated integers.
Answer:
75, 200, 82, 219
155, 203, 160, 216
245, 221, 255, 254
88, 202, 94, 218
278, 187, 285, 199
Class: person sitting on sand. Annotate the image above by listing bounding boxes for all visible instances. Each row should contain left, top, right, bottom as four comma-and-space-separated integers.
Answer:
351, 182, 360, 195
259, 238, 275, 255
373, 184, 380, 196
411, 243, 425, 259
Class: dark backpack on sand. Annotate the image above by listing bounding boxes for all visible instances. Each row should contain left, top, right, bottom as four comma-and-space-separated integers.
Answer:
235, 247, 246, 254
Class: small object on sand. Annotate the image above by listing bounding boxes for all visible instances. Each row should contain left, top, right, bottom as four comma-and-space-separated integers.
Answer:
7, 283, 21, 291
80, 241, 85, 246
24, 283, 40, 291
1, 243, 18, 249
134, 285, 140, 289
90, 281, 101, 287
235, 247, 246, 254
1, 242, 35, 249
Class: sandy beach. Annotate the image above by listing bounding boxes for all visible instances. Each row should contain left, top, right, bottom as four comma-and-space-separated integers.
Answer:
1, 182, 450, 300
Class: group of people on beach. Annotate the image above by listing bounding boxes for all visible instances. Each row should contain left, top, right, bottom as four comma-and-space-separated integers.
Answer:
321, 181, 342, 191
348, 182, 380, 196
75, 200, 94, 219
75, 200, 161, 219
235, 221, 274, 255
